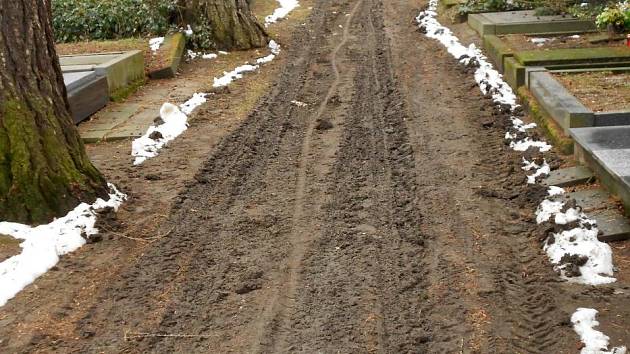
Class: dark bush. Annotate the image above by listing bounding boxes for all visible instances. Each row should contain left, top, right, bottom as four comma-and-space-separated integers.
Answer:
52, 0, 178, 42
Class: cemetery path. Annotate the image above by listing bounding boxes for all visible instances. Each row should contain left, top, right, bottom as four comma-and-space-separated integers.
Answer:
1, 0, 630, 352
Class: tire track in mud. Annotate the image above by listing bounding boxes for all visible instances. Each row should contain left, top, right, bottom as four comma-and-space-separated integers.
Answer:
5, 0, 599, 352
33, 1, 347, 352
271, 0, 432, 351
383, 0, 578, 351
251, 1, 365, 351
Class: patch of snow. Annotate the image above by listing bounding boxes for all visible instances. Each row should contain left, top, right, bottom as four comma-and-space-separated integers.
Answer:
291, 100, 308, 107
0, 184, 126, 307
522, 158, 550, 184
184, 25, 193, 36
187, 50, 218, 60
509, 138, 552, 152
536, 199, 616, 284
572, 308, 627, 354
265, 0, 300, 26
213, 64, 259, 88
530, 37, 551, 46
180, 92, 208, 115
132, 102, 191, 165
213, 41, 280, 87
415, 1, 619, 287
511, 117, 536, 132
219, 51, 228, 55
149, 37, 165, 52
548, 226, 616, 285
548, 186, 565, 196
536, 199, 565, 223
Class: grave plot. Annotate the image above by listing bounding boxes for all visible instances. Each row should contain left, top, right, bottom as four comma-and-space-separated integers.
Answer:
59, 51, 145, 96
524, 67, 630, 131
469, 14, 630, 147
57, 51, 145, 123
554, 71, 630, 113
468, 10, 596, 37
491, 42, 630, 89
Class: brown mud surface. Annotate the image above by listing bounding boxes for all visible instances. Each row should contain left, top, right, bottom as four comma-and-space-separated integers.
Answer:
1, 0, 630, 352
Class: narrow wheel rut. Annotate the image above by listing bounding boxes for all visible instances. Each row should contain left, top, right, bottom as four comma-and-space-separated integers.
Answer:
252, 0, 365, 351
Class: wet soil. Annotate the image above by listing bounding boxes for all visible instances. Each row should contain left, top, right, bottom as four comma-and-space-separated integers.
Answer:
0, 235, 21, 263
1, 0, 630, 352
554, 71, 630, 112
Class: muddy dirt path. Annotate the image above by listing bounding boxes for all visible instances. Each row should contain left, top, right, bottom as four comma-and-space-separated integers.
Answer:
2, 0, 630, 352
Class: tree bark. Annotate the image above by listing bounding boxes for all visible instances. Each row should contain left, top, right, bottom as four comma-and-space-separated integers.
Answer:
184, 0, 269, 50
0, 0, 108, 225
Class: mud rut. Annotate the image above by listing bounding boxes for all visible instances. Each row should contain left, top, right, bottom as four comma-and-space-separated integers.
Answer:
8, 0, 606, 352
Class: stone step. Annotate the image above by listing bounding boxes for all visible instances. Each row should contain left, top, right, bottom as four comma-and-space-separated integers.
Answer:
543, 166, 594, 187
590, 208, 630, 242
553, 188, 630, 241
571, 126, 630, 216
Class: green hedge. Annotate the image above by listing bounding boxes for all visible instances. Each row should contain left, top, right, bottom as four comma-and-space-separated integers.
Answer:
52, 0, 177, 42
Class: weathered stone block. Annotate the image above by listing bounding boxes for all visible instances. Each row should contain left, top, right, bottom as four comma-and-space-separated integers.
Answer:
528, 71, 594, 132
504, 56, 525, 89
572, 126, 630, 215
483, 34, 514, 72
63, 71, 109, 124
60, 51, 145, 96
468, 10, 596, 37
542, 166, 594, 187
149, 33, 186, 79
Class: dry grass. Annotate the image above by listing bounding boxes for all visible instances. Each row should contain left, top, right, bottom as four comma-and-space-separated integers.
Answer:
554, 71, 630, 112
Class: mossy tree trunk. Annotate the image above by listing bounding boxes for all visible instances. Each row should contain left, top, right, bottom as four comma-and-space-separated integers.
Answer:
181, 0, 269, 50
0, 0, 108, 225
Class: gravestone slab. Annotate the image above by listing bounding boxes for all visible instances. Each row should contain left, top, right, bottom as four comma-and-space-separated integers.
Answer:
590, 208, 630, 242
78, 104, 142, 142
560, 189, 611, 211
514, 47, 630, 67
542, 166, 594, 187
63, 71, 109, 123
468, 10, 596, 37
528, 71, 594, 131
149, 33, 186, 79
552, 188, 630, 241
571, 126, 630, 151
60, 50, 144, 96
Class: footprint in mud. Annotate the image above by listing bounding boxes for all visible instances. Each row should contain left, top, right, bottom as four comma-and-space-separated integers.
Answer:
315, 119, 334, 131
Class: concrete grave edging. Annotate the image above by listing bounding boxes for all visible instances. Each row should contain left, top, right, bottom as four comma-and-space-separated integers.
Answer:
468, 10, 596, 37
60, 50, 145, 96
571, 126, 630, 216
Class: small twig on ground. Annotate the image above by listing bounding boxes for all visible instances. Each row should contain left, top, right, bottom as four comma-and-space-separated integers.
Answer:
103, 226, 175, 244
124, 331, 215, 341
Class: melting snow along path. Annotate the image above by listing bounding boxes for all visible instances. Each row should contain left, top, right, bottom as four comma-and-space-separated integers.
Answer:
265, 0, 300, 26
416, 1, 625, 352
131, 41, 281, 166
0, 184, 126, 307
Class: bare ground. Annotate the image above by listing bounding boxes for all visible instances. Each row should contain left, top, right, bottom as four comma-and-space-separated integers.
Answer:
1, 0, 629, 352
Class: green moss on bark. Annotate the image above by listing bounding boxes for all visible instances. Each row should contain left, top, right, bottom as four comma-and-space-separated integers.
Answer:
0, 99, 107, 225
